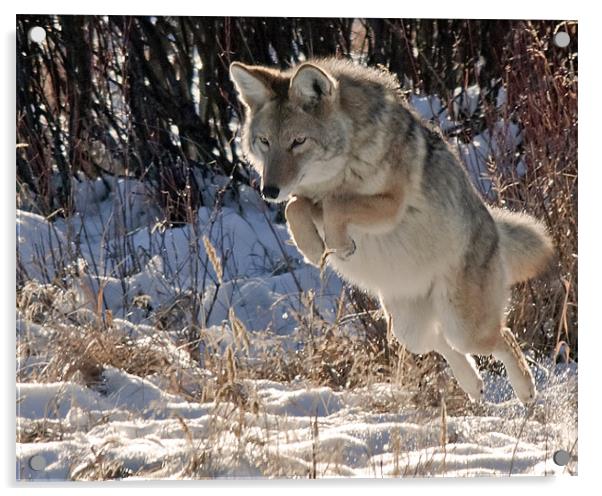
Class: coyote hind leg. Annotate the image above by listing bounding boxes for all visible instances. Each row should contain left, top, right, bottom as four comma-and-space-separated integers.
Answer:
436, 252, 536, 405
384, 296, 484, 401
493, 327, 536, 404
440, 304, 536, 405
435, 336, 484, 401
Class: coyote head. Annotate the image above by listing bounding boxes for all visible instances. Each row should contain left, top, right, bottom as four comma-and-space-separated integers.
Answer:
229, 61, 348, 202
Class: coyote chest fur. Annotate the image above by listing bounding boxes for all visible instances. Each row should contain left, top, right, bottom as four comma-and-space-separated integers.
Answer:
230, 57, 554, 405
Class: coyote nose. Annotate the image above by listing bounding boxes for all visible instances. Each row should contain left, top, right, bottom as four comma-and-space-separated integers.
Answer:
262, 185, 280, 200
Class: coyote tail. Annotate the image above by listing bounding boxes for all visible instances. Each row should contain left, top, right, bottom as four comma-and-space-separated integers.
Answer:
491, 208, 554, 285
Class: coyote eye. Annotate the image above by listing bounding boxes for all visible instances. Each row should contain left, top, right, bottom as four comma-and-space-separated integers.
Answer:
291, 136, 307, 149
258, 136, 270, 147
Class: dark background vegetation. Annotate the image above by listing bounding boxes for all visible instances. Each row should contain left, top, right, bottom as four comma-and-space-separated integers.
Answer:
16, 16, 577, 366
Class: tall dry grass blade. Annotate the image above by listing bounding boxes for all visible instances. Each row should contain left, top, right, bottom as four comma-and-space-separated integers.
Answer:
203, 235, 223, 284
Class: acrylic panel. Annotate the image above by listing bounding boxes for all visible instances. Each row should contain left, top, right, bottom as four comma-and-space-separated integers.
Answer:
16, 15, 577, 480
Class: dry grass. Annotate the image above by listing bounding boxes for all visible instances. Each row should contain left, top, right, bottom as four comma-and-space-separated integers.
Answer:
70, 443, 134, 481
16, 281, 574, 479
17, 418, 68, 444
490, 22, 577, 359
17, 282, 195, 398
17, 279, 471, 417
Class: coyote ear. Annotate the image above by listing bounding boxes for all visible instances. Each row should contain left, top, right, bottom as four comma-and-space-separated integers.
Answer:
290, 63, 337, 106
229, 62, 274, 108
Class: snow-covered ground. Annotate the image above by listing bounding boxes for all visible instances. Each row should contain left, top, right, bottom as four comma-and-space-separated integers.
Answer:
16, 340, 577, 480
16, 91, 577, 479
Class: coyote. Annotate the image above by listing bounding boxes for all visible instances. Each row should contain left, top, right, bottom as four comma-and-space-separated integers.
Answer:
230, 58, 553, 404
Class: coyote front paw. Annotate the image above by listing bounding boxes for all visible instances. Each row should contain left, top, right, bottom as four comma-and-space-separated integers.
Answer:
325, 236, 356, 261
296, 237, 326, 267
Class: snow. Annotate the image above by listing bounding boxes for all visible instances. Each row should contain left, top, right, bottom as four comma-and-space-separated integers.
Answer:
410, 85, 525, 195
452, 84, 481, 118
23, 173, 342, 334
16, 351, 577, 479
16, 83, 575, 480
17, 210, 72, 282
